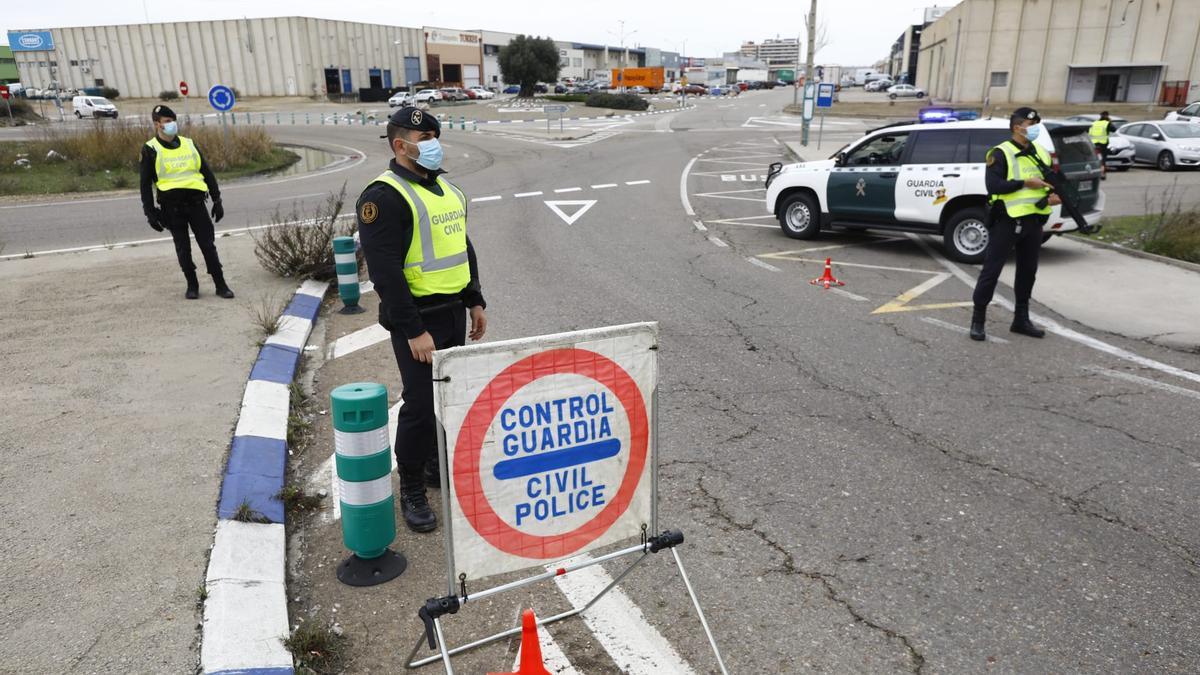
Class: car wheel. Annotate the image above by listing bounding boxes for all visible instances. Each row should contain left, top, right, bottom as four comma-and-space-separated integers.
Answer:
1157, 150, 1176, 171
943, 207, 990, 263
889, 93, 897, 99
916, 92, 925, 98
74, 111, 81, 118
778, 192, 821, 239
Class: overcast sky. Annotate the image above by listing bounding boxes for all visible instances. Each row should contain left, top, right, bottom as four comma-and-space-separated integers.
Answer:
2, 1, 956, 65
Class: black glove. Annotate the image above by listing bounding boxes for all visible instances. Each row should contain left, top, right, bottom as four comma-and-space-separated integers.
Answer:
146, 208, 164, 232
211, 199, 224, 223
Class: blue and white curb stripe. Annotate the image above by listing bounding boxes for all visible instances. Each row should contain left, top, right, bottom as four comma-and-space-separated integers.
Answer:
477, 105, 695, 125
201, 279, 329, 675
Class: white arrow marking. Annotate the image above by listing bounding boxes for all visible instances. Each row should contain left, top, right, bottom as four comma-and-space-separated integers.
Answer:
544, 200, 597, 225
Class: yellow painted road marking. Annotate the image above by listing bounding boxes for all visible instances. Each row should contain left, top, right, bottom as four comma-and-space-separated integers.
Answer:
872, 273, 974, 314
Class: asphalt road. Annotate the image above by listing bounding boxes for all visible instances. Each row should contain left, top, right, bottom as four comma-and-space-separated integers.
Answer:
4, 89, 1199, 673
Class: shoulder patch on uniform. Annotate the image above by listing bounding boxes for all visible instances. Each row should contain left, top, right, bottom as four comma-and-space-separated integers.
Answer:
359, 201, 379, 224
986, 151, 996, 166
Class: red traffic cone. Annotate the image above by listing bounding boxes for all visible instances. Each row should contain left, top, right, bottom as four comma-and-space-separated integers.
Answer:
489, 609, 552, 675
810, 257, 845, 289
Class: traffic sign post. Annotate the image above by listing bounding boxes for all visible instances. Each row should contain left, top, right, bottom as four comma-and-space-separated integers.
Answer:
179, 81, 189, 123
816, 83, 835, 149
544, 104, 568, 133
208, 84, 236, 142
403, 323, 728, 674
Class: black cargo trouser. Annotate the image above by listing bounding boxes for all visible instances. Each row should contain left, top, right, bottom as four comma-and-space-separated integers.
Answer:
161, 197, 222, 275
973, 211, 1048, 309
389, 302, 467, 474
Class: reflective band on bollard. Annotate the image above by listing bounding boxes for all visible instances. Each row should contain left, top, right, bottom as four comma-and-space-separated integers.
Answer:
331, 382, 406, 586
333, 236, 365, 314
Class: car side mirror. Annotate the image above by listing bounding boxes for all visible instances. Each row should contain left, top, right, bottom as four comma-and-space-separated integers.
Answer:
836, 152, 847, 166
1151, 133, 1163, 140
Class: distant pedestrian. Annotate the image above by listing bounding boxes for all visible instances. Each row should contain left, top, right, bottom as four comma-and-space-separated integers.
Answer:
356, 106, 488, 533
140, 104, 233, 299
969, 107, 1060, 342
1089, 111, 1117, 180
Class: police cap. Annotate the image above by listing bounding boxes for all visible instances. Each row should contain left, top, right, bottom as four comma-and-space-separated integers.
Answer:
387, 106, 441, 138
1009, 106, 1040, 127
152, 104, 177, 121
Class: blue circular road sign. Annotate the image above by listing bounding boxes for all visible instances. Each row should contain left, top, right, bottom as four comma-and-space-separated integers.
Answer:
208, 85, 236, 112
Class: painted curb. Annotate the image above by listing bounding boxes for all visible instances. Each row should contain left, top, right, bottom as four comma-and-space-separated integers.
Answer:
476, 105, 696, 126
201, 279, 329, 675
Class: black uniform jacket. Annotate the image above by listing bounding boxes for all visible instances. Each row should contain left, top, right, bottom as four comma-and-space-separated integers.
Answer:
139, 134, 221, 214
356, 159, 485, 340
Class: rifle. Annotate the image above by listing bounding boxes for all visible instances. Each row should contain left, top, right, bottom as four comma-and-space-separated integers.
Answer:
1023, 148, 1101, 235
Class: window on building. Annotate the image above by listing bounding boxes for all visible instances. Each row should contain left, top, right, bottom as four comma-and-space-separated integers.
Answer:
990, 71, 1008, 87
573, 58, 582, 67
94, 78, 104, 87
69, 59, 78, 66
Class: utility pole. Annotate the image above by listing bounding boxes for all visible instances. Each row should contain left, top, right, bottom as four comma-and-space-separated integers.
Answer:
801, 0, 817, 145
793, 32, 801, 107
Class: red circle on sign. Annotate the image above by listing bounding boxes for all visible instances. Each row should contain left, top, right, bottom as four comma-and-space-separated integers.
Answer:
179, 81, 189, 96
453, 348, 649, 561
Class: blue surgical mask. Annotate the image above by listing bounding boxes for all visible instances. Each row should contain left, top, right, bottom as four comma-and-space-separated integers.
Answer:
1024, 124, 1041, 142
405, 138, 444, 171
162, 121, 178, 137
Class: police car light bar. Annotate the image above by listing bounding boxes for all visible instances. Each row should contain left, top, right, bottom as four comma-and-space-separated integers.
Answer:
919, 107, 982, 123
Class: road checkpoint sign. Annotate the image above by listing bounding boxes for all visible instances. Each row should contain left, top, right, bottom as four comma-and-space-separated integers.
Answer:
432, 322, 657, 584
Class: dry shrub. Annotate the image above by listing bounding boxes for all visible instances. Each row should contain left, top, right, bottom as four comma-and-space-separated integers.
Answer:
1138, 178, 1200, 263
253, 184, 357, 280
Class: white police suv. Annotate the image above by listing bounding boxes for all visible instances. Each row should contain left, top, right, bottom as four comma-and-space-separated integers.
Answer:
764, 118, 1105, 263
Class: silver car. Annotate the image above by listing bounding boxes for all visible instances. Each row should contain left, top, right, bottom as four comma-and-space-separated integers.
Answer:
1115, 121, 1200, 171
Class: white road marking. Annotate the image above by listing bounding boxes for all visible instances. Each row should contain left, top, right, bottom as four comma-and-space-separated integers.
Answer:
510, 618, 580, 675
514, 191, 544, 198
909, 233, 1200, 387
1084, 366, 1200, 401
708, 236, 729, 248
680, 156, 699, 217
591, 183, 618, 189
625, 180, 651, 185
707, 215, 776, 229
692, 220, 708, 232
554, 187, 583, 193
471, 195, 503, 202
552, 555, 697, 675
829, 287, 869, 302
545, 200, 597, 225
694, 188, 767, 203
326, 324, 391, 360
270, 192, 327, 202
747, 257, 780, 272
922, 316, 1010, 343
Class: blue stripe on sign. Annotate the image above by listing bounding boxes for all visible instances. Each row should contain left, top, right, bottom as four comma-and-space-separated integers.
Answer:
250, 344, 301, 384
218, 472, 286, 523
493, 439, 621, 480
227, 435, 288, 479
284, 294, 322, 322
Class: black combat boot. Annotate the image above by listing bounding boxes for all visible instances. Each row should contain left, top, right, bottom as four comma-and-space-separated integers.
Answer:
184, 270, 200, 300
399, 467, 438, 532
969, 306, 987, 342
424, 459, 442, 489
1010, 304, 1045, 338
212, 271, 235, 299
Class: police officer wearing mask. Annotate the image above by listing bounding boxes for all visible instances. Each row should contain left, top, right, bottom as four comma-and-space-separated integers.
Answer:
356, 106, 487, 533
969, 107, 1059, 342
1089, 111, 1116, 180
140, 105, 233, 299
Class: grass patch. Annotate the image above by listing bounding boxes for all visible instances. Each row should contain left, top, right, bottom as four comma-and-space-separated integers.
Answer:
253, 184, 357, 280
544, 94, 588, 103
197, 585, 209, 603
247, 293, 286, 341
287, 411, 312, 447
285, 620, 348, 674
0, 121, 299, 196
232, 500, 271, 524
275, 485, 324, 513
1087, 179, 1200, 264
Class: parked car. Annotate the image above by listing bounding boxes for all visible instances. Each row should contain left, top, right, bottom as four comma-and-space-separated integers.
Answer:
439, 87, 469, 101
764, 118, 1104, 262
683, 84, 708, 95
71, 95, 118, 119
1164, 101, 1200, 123
502, 85, 520, 94
887, 84, 926, 99
864, 79, 893, 92
1065, 114, 1134, 170
1115, 121, 1200, 171
534, 84, 549, 94
387, 91, 414, 107
468, 86, 495, 100
414, 88, 443, 103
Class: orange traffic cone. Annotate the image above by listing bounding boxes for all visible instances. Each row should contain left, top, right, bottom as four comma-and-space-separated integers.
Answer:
489, 609, 552, 675
810, 257, 845, 289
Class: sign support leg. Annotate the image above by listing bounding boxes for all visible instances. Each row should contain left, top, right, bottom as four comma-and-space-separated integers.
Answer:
818, 111, 825, 150
671, 547, 729, 675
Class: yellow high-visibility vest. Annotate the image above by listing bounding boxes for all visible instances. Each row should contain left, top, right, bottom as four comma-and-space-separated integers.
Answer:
1089, 119, 1109, 144
988, 140, 1053, 218
373, 171, 471, 297
145, 136, 207, 192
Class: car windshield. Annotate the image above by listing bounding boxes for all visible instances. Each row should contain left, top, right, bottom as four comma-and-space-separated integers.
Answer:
90, 98, 109, 105
1161, 123, 1200, 138
1054, 132, 1098, 166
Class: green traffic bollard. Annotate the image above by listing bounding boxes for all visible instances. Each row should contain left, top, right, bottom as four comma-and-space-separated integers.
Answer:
305, 112, 309, 125
277, 111, 281, 125
360, 111, 366, 125
331, 383, 406, 586
460, 115, 465, 130
333, 236, 364, 314
230, 111, 236, 126
247, 112, 252, 125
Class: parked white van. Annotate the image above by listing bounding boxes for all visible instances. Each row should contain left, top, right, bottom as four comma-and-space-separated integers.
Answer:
71, 96, 119, 119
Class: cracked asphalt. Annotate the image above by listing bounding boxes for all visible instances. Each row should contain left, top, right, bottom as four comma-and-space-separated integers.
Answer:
284, 88, 1199, 673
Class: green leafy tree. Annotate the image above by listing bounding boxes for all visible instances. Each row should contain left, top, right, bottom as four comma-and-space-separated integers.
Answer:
498, 35, 561, 97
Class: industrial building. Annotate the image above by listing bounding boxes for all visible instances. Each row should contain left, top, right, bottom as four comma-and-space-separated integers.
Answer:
917, 0, 1200, 105
6, 18, 426, 98
0, 47, 18, 84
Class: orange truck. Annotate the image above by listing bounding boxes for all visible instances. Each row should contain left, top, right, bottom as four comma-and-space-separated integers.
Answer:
612, 67, 665, 92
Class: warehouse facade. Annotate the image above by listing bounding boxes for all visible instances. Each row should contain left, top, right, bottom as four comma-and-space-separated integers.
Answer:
7, 17, 425, 98
917, 0, 1200, 105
